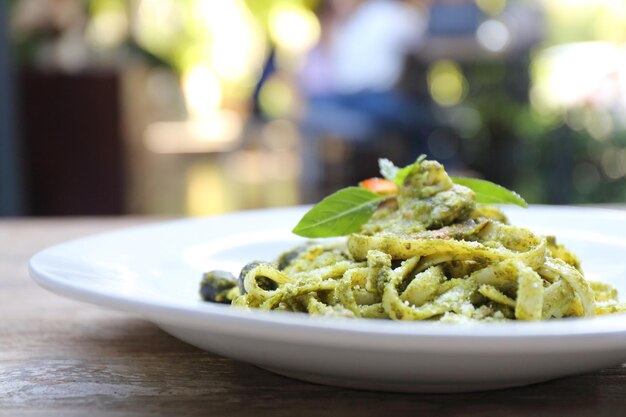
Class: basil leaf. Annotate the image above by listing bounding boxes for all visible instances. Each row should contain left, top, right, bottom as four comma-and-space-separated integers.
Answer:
292, 187, 386, 238
451, 177, 528, 207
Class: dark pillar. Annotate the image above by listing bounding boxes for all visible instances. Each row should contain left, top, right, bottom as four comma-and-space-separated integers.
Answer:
0, 1, 25, 216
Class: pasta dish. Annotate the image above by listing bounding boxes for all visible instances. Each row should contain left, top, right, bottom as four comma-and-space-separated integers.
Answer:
199, 158, 625, 322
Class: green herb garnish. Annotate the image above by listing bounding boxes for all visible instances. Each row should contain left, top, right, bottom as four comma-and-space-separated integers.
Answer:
291, 187, 390, 238
379, 155, 426, 186
293, 158, 527, 238
378, 158, 400, 183
450, 177, 527, 207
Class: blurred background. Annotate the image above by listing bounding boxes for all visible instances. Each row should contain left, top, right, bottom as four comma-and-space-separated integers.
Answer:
2, 0, 626, 217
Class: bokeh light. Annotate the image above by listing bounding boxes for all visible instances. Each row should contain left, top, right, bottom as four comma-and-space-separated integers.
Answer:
258, 75, 300, 118
85, 9, 128, 49
476, 19, 510, 52
428, 60, 468, 107
182, 65, 222, 118
197, 0, 265, 83
135, 0, 182, 60
475, 0, 507, 16
532, 42, 622, 111
268, 5, 320, 55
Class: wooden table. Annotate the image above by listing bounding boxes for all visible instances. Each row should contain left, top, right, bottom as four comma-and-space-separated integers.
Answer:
2, 218, 626, 417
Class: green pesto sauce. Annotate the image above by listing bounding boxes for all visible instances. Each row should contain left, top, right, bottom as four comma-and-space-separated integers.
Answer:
361, 160, 476, 236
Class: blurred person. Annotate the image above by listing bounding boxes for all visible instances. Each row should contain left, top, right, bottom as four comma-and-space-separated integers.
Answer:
298, 0, 433, 199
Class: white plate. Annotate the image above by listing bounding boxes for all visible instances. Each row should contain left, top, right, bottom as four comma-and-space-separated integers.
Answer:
29, 206, 626, 393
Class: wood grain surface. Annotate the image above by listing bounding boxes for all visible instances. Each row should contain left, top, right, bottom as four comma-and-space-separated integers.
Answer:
1, 218, 626, 417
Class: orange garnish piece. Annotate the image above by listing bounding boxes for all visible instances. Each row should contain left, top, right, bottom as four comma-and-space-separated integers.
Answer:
359, 178, 398, 195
